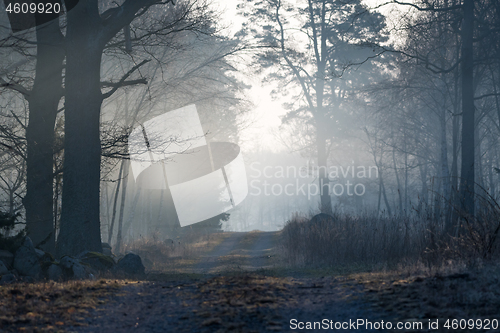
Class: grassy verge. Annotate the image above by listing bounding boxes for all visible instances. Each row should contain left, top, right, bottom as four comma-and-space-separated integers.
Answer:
351, 263, 500, 332
122, 231, 230, 273
0, 279, 125, 332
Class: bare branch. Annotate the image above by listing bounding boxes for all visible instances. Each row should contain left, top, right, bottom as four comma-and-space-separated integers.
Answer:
101, 59, 150, 99
10, 111, 27, 130
0, 77, 30, 97
100, 0, 175, 45
374, 0, 462, 12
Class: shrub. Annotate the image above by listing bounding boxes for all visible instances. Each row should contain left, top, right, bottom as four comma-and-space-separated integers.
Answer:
0, 211, 25, 253
280, 212, 428, 269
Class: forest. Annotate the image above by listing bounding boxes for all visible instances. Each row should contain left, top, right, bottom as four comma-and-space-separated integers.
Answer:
0, 0, 500, 332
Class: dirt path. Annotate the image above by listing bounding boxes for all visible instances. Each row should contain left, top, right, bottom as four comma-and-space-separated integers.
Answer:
68, 275, 389, 333
2, 232, 495, 332
195, 231, 277, 273
247, 231, 276, 269
58, 231, 397, 332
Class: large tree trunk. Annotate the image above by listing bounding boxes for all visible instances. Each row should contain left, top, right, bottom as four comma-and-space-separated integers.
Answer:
459, 0, 475, 219
25, 13, 64, 252
56, 2, 104, 256
447, 69, 461, 234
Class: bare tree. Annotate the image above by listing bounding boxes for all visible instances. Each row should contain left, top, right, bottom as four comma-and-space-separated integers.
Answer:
238, 0, 386, 214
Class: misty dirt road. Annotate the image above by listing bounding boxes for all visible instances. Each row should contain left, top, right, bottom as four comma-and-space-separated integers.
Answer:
56, 231, 398, 333
2, 232, 493, 333
194, 231, 276, 273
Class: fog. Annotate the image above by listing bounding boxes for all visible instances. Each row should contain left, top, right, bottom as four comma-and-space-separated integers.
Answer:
0, 0, 499, 259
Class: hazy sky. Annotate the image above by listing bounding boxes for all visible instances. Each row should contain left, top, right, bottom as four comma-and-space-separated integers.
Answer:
216, 0, 289, 153
214, 0, 397, 153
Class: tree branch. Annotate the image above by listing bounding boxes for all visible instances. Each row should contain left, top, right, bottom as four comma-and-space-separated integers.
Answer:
380, 46, 460, 74
10, 110, 27, 130
101, 59, 150, 99
276, 0, 315, 110
374, 0, 462, 12
100, 0, 175, 45
101, 78, 147, 89
0, 77, 30, 98
474, 93, 500, 101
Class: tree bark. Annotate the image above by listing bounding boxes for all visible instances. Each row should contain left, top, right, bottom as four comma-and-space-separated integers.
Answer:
107, 160, 124, 244
440, 107, 451, 221
459, 0, 475, 219
448, 69, 461, 234
114, 159, 129, 254
381, 172, 392, 216
392, 139, 403, 215
56, 2, 104, 256
316, 123, 332, 215
417, 159, 428, 215
25, 12, 64, 252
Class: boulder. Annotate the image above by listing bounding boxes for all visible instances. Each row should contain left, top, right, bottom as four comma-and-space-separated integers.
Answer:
0, 260, 9, 275
13, 237, 42, 279
34, 248, 45, 258
113, 253, 145, 277
101, 243, 113, 256
59, 255, 79, 269
0, 250, 14, 267
309, 213, 335, 227
60, 256, 89, 280
47, 264, 63, 281
0, 273, 16, 285
72, 263, 87, 279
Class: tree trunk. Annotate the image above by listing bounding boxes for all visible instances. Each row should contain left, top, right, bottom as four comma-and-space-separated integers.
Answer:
392, 142, 403, 215
56, 3, 104, 256
316, 124, 332, 215
475, 123, 484, 191
381, 173, 392, 216
114, 159, 129, 254
459, 0, 475, 219
107, 160, 124, 243
404, 134, 408, 214
122, 186, 142, 243
440, 108, 451, 222
25, 14, 64, 253
417, 160, 428, 216
437, 111, 449, 227
448, 70, 461, 234
488, 136, 496, 197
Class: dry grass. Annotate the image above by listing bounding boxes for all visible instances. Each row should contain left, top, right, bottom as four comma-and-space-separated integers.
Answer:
280, 208, 500, 274
121, 229, 228, 272
280, 212, 428, 270
0, 279, 125, 332
355, 263, 500, 331
278, 210, 500, 330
